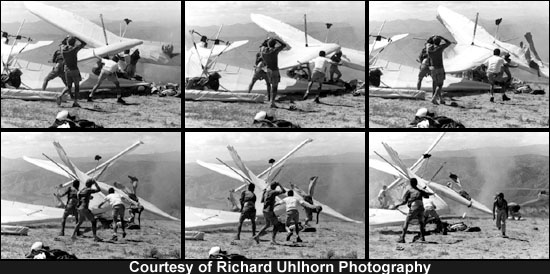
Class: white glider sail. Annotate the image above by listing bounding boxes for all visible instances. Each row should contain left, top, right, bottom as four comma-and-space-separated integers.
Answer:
185, 206, 243, 230
369, 133, 492, 227
196, 139, 362, 225
23, 141, 180, 222
1, 200, 64, 225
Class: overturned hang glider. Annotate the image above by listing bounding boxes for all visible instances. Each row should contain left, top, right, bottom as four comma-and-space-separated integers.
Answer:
188, 139, 361, 230
437, 6, 549, 78
369, 133, 492, 227
15, 141, 179, 224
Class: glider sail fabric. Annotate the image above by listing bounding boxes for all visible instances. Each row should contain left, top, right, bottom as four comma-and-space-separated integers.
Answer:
1, 200, 64, 225
185, 206, 242, 230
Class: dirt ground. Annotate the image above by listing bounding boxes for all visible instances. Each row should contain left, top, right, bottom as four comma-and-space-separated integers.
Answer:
369, 91, 549, 128
369, 217, 549, 259
1, 95, 181, 128
185, 92, 365, 128
185, 221, 365, 259
1, 220, 181, 259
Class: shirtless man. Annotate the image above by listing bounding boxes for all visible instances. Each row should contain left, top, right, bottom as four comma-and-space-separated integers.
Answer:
72, 178, 102, 241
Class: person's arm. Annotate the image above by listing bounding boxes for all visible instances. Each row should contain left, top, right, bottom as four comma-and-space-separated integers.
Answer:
76, 37, 87, 48
493, 201, 497, 220
122, 196, 139, 207
98, 198, 107, 209
299, 199, 317, 210
59, 188, 69, 198
92, 181, 101, 193
391, 190, 409, 209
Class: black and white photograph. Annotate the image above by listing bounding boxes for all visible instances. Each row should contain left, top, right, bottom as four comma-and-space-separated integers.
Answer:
1, 132, 181, 259
369, 1, 549, 128
1, 1, 181, 128
369, 132, 549, 259
185, 132, 365, 259
185, 1, 365, 128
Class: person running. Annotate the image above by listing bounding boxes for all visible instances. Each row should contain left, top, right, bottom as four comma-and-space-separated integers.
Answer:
72, 178, 102, 241
484, 49, 507, 103
97, 188, 138, 241
391, 178, 434, 243
57, 36, 87, 107
302, 51, 338, 102
427, 35, 452, 105
42, 48, 67, 90
493, 192, 509, 238
58, 180, 79, 236
252, 181, 286, 245
88, 56, 126, 104
248, 51, 271, 97
275, 189, 318, 243
261, 38, 287, 108
235, 184, 257, 240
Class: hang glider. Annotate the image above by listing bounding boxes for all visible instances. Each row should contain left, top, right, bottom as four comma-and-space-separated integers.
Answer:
196, 139, 361, 225
437, 6, 549, 78
369, 133, 492, 227
1, 199, 64, 225
23, 141, 180, 222
24, 1, 179, 66
249, 13, 369, 72
1, 36, 52, 74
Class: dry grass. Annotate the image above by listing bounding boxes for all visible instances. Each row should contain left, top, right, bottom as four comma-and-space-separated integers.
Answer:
369, 217, 549, 259
1, 220, 181, 259
1, 96, 181, 128
185, 221, 365, 259
185, 93, 365, 128
369, 91, 549, 128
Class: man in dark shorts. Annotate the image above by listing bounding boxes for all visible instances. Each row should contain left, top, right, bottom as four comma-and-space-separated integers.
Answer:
57, 36, 87, 107
290, 176, 320, 226
261, 38, 287, 108
493, 193, 509, 238
42, 49, 67, 90
252, 181, 286, 245
391, 178, 434, 243
417, 40, 432, 90
248, 51, 271, 97
235, 183, 257, 240
58, 179, 79, 236
72, 178, 102, 241
427, 35, 452, 105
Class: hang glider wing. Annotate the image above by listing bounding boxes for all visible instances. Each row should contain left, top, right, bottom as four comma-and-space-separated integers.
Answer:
339, 47, 366, 71
250, 13, 341, 70
369, 158, 402, 178
369, 33, 408, 53
437, 6, 549, 78
196, 160, 249, 184
257, 138, 314, 179
369, 208, 407, 227
94, 181, 180, 221
1, 199, 64, 225
52, 141, 91, 184
185, 206, 242, 230
23, 156, 74, 179
520, 193, 549, 208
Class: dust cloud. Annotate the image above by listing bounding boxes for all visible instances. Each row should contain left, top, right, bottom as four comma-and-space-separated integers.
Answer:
471, 149, 516, 207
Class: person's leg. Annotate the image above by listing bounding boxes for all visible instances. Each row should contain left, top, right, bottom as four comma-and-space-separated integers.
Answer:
60, 211, 68, 235
248, 78, 257, 93
399, 215, 411, 242
89, 72, 106, 99
251, 218, 256, 236
72, 211, 85, 238
236, 214, 244, 240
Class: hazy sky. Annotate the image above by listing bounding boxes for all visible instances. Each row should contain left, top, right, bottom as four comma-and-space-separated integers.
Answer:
369, 132, 549, 156
185, 132, 365, 164
369, 1, 549, 22
1, 132, 181, 159
185, 1, 365, 27
0, 1, 181, 24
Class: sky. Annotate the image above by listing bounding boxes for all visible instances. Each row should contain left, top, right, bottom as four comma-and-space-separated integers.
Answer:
185, 132, 365, 164
369, 132, 549, 156
369, 1, 549, 22
0, 1, 181, 24
185, 1, 365, 27
1, 132, 181, 159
